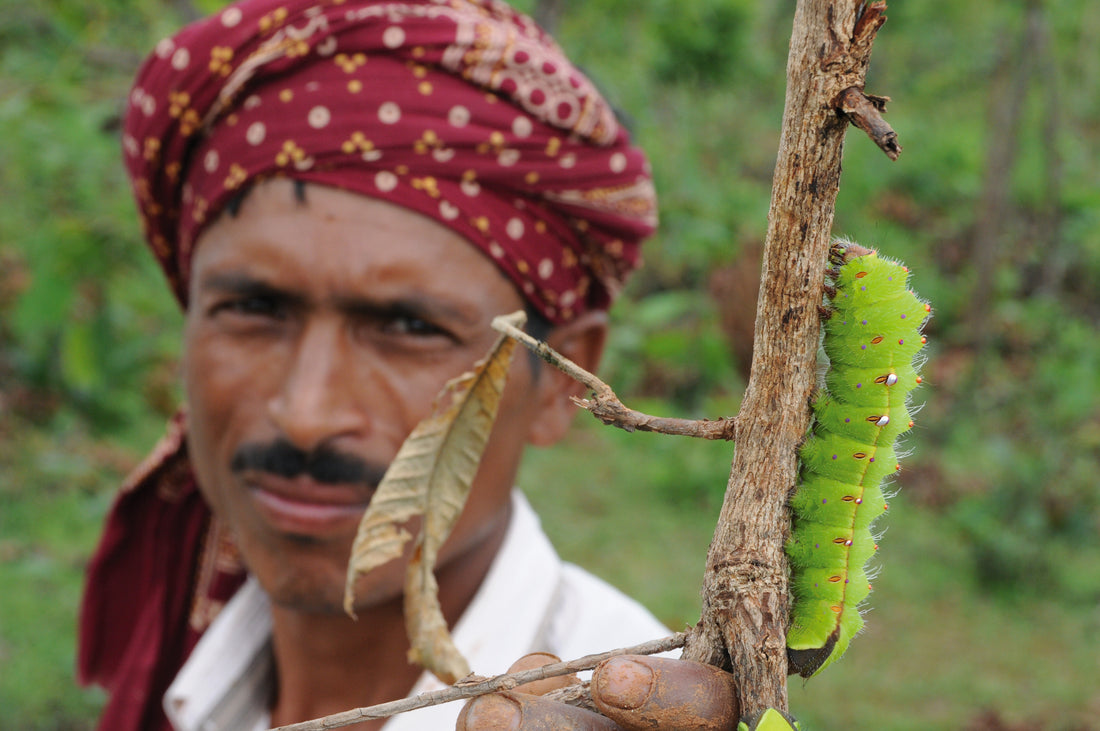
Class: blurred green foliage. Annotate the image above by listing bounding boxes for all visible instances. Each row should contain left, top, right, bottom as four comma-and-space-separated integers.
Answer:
2, 0, 1099, 728
0, 1, 185, 446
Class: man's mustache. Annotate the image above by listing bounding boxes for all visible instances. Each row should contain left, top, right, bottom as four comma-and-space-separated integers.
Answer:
230, 439, 389, 487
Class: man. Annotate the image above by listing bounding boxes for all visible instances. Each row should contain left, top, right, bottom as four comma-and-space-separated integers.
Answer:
78, 1, 737, 729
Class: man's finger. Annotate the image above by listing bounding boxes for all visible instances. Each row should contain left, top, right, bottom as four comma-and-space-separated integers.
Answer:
506, 652, 580, 696
456, 690, 623, 731
591, 656, 740, 730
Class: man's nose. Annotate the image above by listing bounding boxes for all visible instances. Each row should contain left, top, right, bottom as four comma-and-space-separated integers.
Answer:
266, 321, 369, 453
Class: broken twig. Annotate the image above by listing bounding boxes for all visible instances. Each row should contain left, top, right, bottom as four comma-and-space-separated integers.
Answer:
491, 314, 737, 441
576, 396, 737, 441
836, 86, 901, 160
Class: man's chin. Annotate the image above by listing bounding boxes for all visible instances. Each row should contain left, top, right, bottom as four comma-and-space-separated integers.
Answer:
257, 557, 407, 617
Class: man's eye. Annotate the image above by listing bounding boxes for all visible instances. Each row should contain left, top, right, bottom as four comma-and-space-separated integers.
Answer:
216, 296, 284, 319
383, 315, 446, 337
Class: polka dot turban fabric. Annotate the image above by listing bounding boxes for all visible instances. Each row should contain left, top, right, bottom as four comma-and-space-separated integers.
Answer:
124, 0, 658, 323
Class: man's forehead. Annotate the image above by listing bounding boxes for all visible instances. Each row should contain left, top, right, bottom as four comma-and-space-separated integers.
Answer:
188, 180, 523, 321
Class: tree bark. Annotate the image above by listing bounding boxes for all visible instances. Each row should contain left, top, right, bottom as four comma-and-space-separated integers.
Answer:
681, 1, 892, 721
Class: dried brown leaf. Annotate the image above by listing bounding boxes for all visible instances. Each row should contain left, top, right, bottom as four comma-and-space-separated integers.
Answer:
403, 544, 469, 683
343, 311, 525, 681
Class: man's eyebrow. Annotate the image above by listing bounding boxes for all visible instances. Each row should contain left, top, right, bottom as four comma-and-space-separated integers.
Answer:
333, 293, 480, 327
197, 272, 303, 304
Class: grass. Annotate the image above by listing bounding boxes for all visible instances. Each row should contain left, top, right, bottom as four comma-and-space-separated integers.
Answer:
519, 402, 737, 631
0, 423, 121, 730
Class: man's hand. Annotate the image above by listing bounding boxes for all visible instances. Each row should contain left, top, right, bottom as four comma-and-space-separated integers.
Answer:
456, 654, 739, 730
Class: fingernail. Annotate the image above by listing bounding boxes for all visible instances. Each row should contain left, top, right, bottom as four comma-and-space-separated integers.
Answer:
593, 657, 654, 710
457, 693, 522, 730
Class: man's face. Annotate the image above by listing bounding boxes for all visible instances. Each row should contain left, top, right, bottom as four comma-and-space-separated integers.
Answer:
183, 179, 550, 614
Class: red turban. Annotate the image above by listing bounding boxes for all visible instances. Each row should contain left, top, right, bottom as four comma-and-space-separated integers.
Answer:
79, 2, 657, 730
124, 0, 656, 323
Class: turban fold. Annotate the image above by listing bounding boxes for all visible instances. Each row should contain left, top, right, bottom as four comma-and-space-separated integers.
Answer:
80, 3, 656, 730
124, 0, 657, 322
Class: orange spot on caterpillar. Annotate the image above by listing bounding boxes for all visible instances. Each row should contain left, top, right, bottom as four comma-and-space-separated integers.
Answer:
915, 375, 923, 384
883, 503, 889, 510
842, 495, 856, 502
833, 537, 848, 545
852, 452, 867, 460
924, 303, 931, 312
921, 336, 928, 344
828, 575, 843, 583
855, 271, 869, 279
830, 605, 843, 614
908, 420, 915, 428
895, 463, 901, 471
871, 335, 884, 344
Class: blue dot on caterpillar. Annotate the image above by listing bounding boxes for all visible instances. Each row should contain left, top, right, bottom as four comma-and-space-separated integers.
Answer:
786, 239, 930, 678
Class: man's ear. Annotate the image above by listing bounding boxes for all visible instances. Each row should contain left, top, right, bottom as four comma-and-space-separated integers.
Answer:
525, 309, 608, 448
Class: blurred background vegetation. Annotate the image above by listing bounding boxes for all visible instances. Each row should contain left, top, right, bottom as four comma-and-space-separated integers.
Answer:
2, 0, 1098, 729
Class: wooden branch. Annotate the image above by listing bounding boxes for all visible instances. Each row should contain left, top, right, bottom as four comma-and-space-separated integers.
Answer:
267, 633, 686, 730
681, 0, 893, 719
492, 315, 737, 441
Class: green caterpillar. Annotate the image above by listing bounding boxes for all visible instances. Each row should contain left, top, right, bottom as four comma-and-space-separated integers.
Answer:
786, 240, 930, 678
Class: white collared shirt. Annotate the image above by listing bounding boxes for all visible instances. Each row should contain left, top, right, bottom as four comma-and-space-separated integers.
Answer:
164, 491, 670, 731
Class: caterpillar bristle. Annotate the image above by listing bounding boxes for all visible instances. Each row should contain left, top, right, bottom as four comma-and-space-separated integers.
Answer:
894, 445, 916, 461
